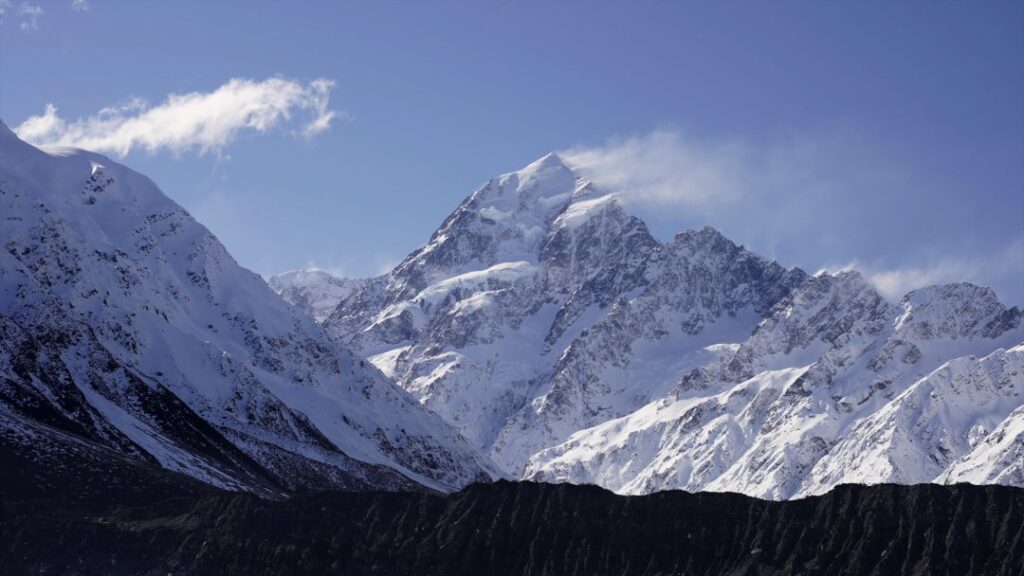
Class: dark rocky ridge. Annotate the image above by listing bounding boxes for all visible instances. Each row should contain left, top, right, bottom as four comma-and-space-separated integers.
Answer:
2, 434, 1021, 576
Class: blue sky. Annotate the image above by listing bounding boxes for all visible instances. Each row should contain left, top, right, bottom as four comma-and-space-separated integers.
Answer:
1, 1, 1022, 303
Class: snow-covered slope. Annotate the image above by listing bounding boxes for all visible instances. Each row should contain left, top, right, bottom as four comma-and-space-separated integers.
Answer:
525, 279, 1023, 499
268, 269, 366, 323
323, 153, 1024, 499
801, 343, 1023, 493
325, 154, 806, 475
0, 122, 491, 495
12, 126, 1017, 501
938, 403, 1024, 486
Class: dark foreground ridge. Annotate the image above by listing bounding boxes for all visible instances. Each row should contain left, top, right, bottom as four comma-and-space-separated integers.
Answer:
2, 435, 1023, 576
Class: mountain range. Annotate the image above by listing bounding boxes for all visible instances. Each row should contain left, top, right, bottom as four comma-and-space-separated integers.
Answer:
273, 152, 1023, 499
1, 119, 1020, 502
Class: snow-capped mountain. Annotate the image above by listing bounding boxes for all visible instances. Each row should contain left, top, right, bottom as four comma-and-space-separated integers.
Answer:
525, 279, 1023, 499
268, 269, 366, 323
0, 122, 491, 495
5, 122, 1020, 502
325, 154, 803, 469
323, 152, 1024, 499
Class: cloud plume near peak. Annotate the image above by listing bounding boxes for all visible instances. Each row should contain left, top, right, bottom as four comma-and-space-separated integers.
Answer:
15, 77, 338, 157
561, 131, 746, 209
862, 236, 1024, 302
559, 128, 1023, 306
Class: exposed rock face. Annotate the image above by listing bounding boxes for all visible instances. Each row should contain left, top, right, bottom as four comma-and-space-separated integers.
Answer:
322, 153, 1024, 498
526, 279, 1024, 499
0, 122, 491, 495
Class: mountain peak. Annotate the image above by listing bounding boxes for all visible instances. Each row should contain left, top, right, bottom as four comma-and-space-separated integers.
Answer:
669, 226, 741, 258
268, 269, 368, 323
895, 282, 1018, 340
1, 132, 492, 495
0, 118, 36, 155
500, 152, 574, 194
270, 268, 344, 286
830, 267, 870, 286
524, 151, 568, 172
901, 282, 998, 305
673, 225, 728, 243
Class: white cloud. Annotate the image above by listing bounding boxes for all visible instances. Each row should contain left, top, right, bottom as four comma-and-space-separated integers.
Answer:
561, 131, 746, 209
864, 237, 1024, 302
372, 255, 401, 276
558, 127, 890, 262
15, 77, 339, 157
818, 237, 1024, 302
303, 261, 347, 279
71, 0, 88, 12
559, 129, 867, 217
869, 266, 963, 301
559, 128, 1022, 305
300, 78, 337, 137
18, 1, 42, 31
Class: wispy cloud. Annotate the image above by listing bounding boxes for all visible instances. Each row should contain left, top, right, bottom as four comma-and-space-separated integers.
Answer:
301, 78, 337, 138
371, 255, 401, 276
562, 131, 746, 209
559, 128, 896, 257
18, 1, 42, 31
560, 128, 1022, 305
302, 261, 347, 279
2, 0, 87, 30
559, 129, 873, 218
15, 77, 339, 157
817, 236, 1024, 302
863, 237, 1024, 302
